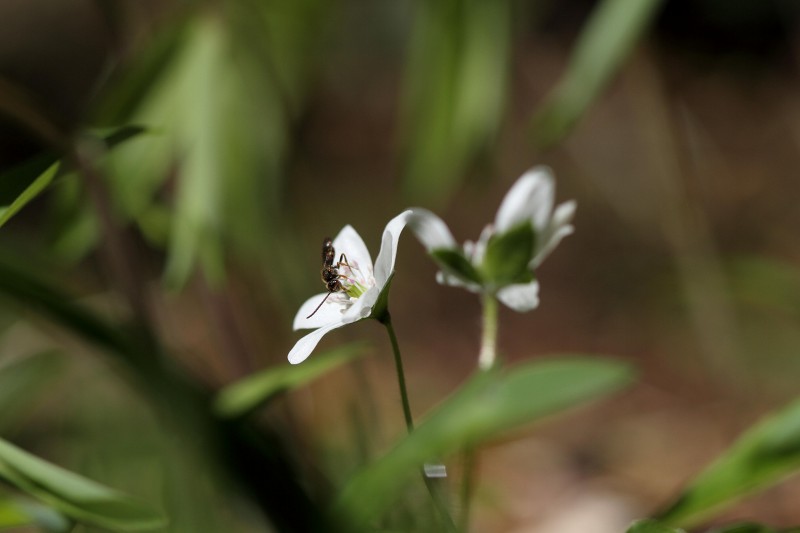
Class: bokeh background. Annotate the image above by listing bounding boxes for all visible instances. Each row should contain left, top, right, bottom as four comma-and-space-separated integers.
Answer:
2, 0, 800, 531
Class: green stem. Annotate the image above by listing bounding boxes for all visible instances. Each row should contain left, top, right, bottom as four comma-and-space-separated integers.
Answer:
381, 312, 414, 432
478, 293, 499, 370
381, 313, 457, 531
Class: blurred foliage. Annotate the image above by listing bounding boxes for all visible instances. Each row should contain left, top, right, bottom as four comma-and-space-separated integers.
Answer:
708, 524, 800, 533
215, 342, 369, 418
532, 0, 665, 148
0, 351, 64, 433
657, 397, 800, 529
627, 519, 683, 533
0, 0, 798, 531
401, 0, 510, 204
335, 357, 633, 528
0, 437, 165, 531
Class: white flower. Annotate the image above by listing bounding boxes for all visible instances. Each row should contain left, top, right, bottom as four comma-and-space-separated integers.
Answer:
288, 211, 410, 364
407, 167, 575, 312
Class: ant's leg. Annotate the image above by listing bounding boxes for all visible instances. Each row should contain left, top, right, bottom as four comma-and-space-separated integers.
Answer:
337, 253, 350, 268
306, 291, 333, 319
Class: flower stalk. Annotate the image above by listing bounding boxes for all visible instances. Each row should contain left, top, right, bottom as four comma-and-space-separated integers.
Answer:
478, 293, 499, 370
379, 312, 415, 432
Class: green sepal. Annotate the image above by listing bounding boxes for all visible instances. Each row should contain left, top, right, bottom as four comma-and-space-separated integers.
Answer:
371, 273, 394, 324
481, 221, 535, 287
430, 248, 483, 285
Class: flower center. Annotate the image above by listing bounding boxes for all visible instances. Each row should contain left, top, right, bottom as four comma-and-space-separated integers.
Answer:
335, 259, 373, 301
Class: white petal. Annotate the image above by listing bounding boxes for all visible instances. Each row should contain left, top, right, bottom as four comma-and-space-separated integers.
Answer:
345, 287, 377, 320
406, 208, 457, 251
470, 224, 494, 266
531, 200, 576, 268
494, 167, 554, 233
293, 292, 348, 330
497, 280, 540, 312
288, 320, 349, 364
373, 210, 411, 286
333, 225, 373, 270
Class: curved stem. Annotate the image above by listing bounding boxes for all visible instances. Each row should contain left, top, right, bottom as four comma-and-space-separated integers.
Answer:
478, 294, 499, 370
381, 312, 414, 432
380, 313, 457, 531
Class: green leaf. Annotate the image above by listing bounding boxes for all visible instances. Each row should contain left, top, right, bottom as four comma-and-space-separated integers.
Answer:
658, 396, 800, 528
215, 343, 369, 418
162, 17, 231, 288
626, 519, 684, 533
401, 0, 511, 204
0, 351, 65, 432
0, 152, 57, 207
0, 496, 73, 532
0, 124, 146, 230
84, 125, 147, 150
727, 257, 800, 318
707, 523, 780, 533
531, 0, 665, 148
0, 497, 32, 529
430, 248, 483, 285
0, 162, 60, 229
481, 222, 535, 287
334, 357, 633, 527
0, 438, 166, 531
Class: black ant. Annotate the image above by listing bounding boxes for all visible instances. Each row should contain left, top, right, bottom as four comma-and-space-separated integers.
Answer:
306, 237, 350, 319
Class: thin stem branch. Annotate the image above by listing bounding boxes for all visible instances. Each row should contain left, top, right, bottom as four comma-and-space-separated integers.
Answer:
380, 313, 457, 531
382, 312, 414, 432
478, 293, 499, 370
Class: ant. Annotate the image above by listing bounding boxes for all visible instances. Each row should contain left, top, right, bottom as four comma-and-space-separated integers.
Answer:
306, 237, 350, 319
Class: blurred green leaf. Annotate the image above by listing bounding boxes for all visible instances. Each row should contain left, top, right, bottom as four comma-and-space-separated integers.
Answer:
0, 162, 60, 229
161, 16, 230, 288
706, 523, 790, 533
0, 351, 65, 431
626, 519, 684, 532
0, 124, 146, 230
245, 0, 327, 111
215, 343, 369, 418
482, 222, 535, 287
0, 153, 56, 207
727, 257, 800, 318
95, 23, 190, 125
0, 438, 166, 531
0, 497, 31, 529
48, 175, 100, 263
532, 0, 665, 148
658, 397, 800, 528
402, 0, 511, 203
102, 14, 292, 291
334, 357, 633, 527
0, 495, 73, 532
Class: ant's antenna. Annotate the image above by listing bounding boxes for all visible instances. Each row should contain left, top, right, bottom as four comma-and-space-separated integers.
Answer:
306, 291, 333, 319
